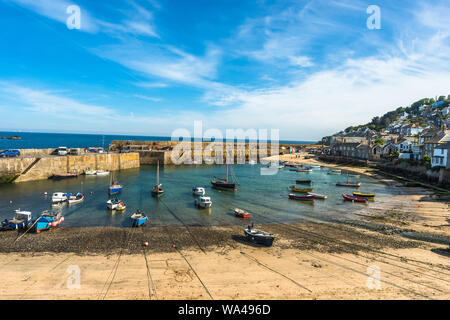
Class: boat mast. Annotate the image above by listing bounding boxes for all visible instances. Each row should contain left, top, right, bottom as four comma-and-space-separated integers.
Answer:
226, 164, 228, 183
157, 160, 159, 185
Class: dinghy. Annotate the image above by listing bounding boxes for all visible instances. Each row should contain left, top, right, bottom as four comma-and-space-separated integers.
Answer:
244, 224, 274, 246
96, 170, 110, 176
106, 198, 125, 210
336, 181, 361, 187
290, 186, 313, 193
85, 169, 97, 175
342, 193, 368, 203
288, 193, 315, 201
51, 192, 68, 204
67, 192, 84, 205
192, 187, 205, 196
130, 210, 147, 227
234, 208, 251, 218
308, 192, 327, 199
353, 192, 375, 198
30, 211, 64, 233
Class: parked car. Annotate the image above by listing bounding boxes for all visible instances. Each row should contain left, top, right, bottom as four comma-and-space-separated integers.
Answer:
0, 149, 20, 157
57, 147, 68, 156
69, 148, 79, 155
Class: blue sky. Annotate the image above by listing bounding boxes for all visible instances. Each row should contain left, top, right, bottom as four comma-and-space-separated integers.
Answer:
0, 0, 449, 140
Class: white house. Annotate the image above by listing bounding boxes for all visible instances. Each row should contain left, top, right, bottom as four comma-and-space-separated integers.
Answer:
442, 107, 450, 117
395, 138, 413, 152
431, 142, 449, 168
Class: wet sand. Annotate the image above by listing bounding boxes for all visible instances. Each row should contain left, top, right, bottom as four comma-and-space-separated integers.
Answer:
0, 154, 449, 299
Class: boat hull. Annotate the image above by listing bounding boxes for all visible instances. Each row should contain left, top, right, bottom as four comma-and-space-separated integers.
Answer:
342, 194, 367, 203
244, 230, 274, 246
109, 186, 123, 195
211, 180, 236, 191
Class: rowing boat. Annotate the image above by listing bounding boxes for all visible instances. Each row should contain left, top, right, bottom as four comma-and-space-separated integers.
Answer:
290, 186, 313, 193
336, 181, 361, 187
288, 193, 315, 201
353, 192, 375, 198
234, 208, 251, 218
342, 193, 367, 203
307, 192, 327, 199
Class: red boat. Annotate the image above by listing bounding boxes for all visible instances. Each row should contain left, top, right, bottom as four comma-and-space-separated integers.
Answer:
342, 194, 367, 203
234, 208, 251, 218
288, 193, 315, 202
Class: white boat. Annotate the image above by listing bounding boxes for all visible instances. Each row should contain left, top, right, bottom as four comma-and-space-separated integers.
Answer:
310, 165, 321, 168
85, 169, 97, 175
249, 160, 257, 165
51, 192, 68, 203
195, 196, 212, 208
308, 192, 327, 199
192, 187, 205, 196
67, 192, 84, 204
106, 198, 123, 210
328, 169, 341, 175
96, 170, 110, 176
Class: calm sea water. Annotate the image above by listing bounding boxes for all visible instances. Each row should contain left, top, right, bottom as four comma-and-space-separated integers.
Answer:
0, 164, 398, 228
0, 131, 316, 149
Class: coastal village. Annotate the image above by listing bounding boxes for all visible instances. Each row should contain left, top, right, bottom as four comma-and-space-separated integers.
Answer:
320, 96, 450, 187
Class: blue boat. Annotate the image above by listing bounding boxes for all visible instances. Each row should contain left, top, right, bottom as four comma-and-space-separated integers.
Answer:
30, 211, 64, 233
1, 210, 32, 231
109, 181, 123, 195
130, 210, 147, 227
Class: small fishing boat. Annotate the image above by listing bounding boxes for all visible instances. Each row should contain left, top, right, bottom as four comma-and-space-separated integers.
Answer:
308, 192, 327, 199
336, 181, 361, 187
310, 165, 321, 168
115, 202, 126, 211
1, 210, 33, 231
51, 173, 77, 179
249, 160, 257, 165
130, 210, 147, 227
192, 187, 205, 196
353, 192, 375, 198
211, 164, 237, 191
51, 192, 68, 204
244, 224, 274, 246
195, 196, 212, 209
151, 161, 164, 197
30, 211, 64, 233
85, 169, 97, 175
328, 169, 341, 175
296, 179, 312, 184
288, 193, 315, 201
67, 192, 84, 204
234, 208, 251, 218
342, 193, 368, 203
290, 186, 313, 193
106, 198, 125, 210
96, 170, 110, 176
297, 168, 313, 173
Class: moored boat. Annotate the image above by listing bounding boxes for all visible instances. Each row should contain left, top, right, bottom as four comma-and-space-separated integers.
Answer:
288, 193, 315, 201
130, 210, 147, 227
151, 161, 164, 197
296, 179, 312, 184
244, 224, 274, 246
51, 173, 77, 179
96, 170, 110, 176
342, 193, 368, 203
106, 198, 125, 210
51, 192, 68, 204
336, 181, 361, 187
290, 186, 313, 193
328, 169, 341, 175
234, 208, 251, 218
1, 210, 33, 231
192, 187, 205, 196
30, 211, 64, 233
195, 196, 212, 209
67, 192, 84, 205
297, 168, 313, 173
85, 169, 97, 175
310, 165, 321, 168
308, 192, 327, 199
353, 192, 375, 198
211, 164, 237, 191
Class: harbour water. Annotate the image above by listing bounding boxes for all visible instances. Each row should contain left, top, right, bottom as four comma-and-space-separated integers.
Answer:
0, 131, 316, 150
0, 164, 399, 228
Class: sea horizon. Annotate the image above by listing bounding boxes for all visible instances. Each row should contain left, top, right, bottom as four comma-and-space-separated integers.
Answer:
0, 130, 318, 150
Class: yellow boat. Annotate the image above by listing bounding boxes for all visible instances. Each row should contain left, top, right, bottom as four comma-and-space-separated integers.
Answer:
290, 186, 313, 193
353, 192, 375, 198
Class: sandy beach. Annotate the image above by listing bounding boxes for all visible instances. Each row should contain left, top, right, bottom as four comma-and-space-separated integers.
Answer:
0, 154, 448, 300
